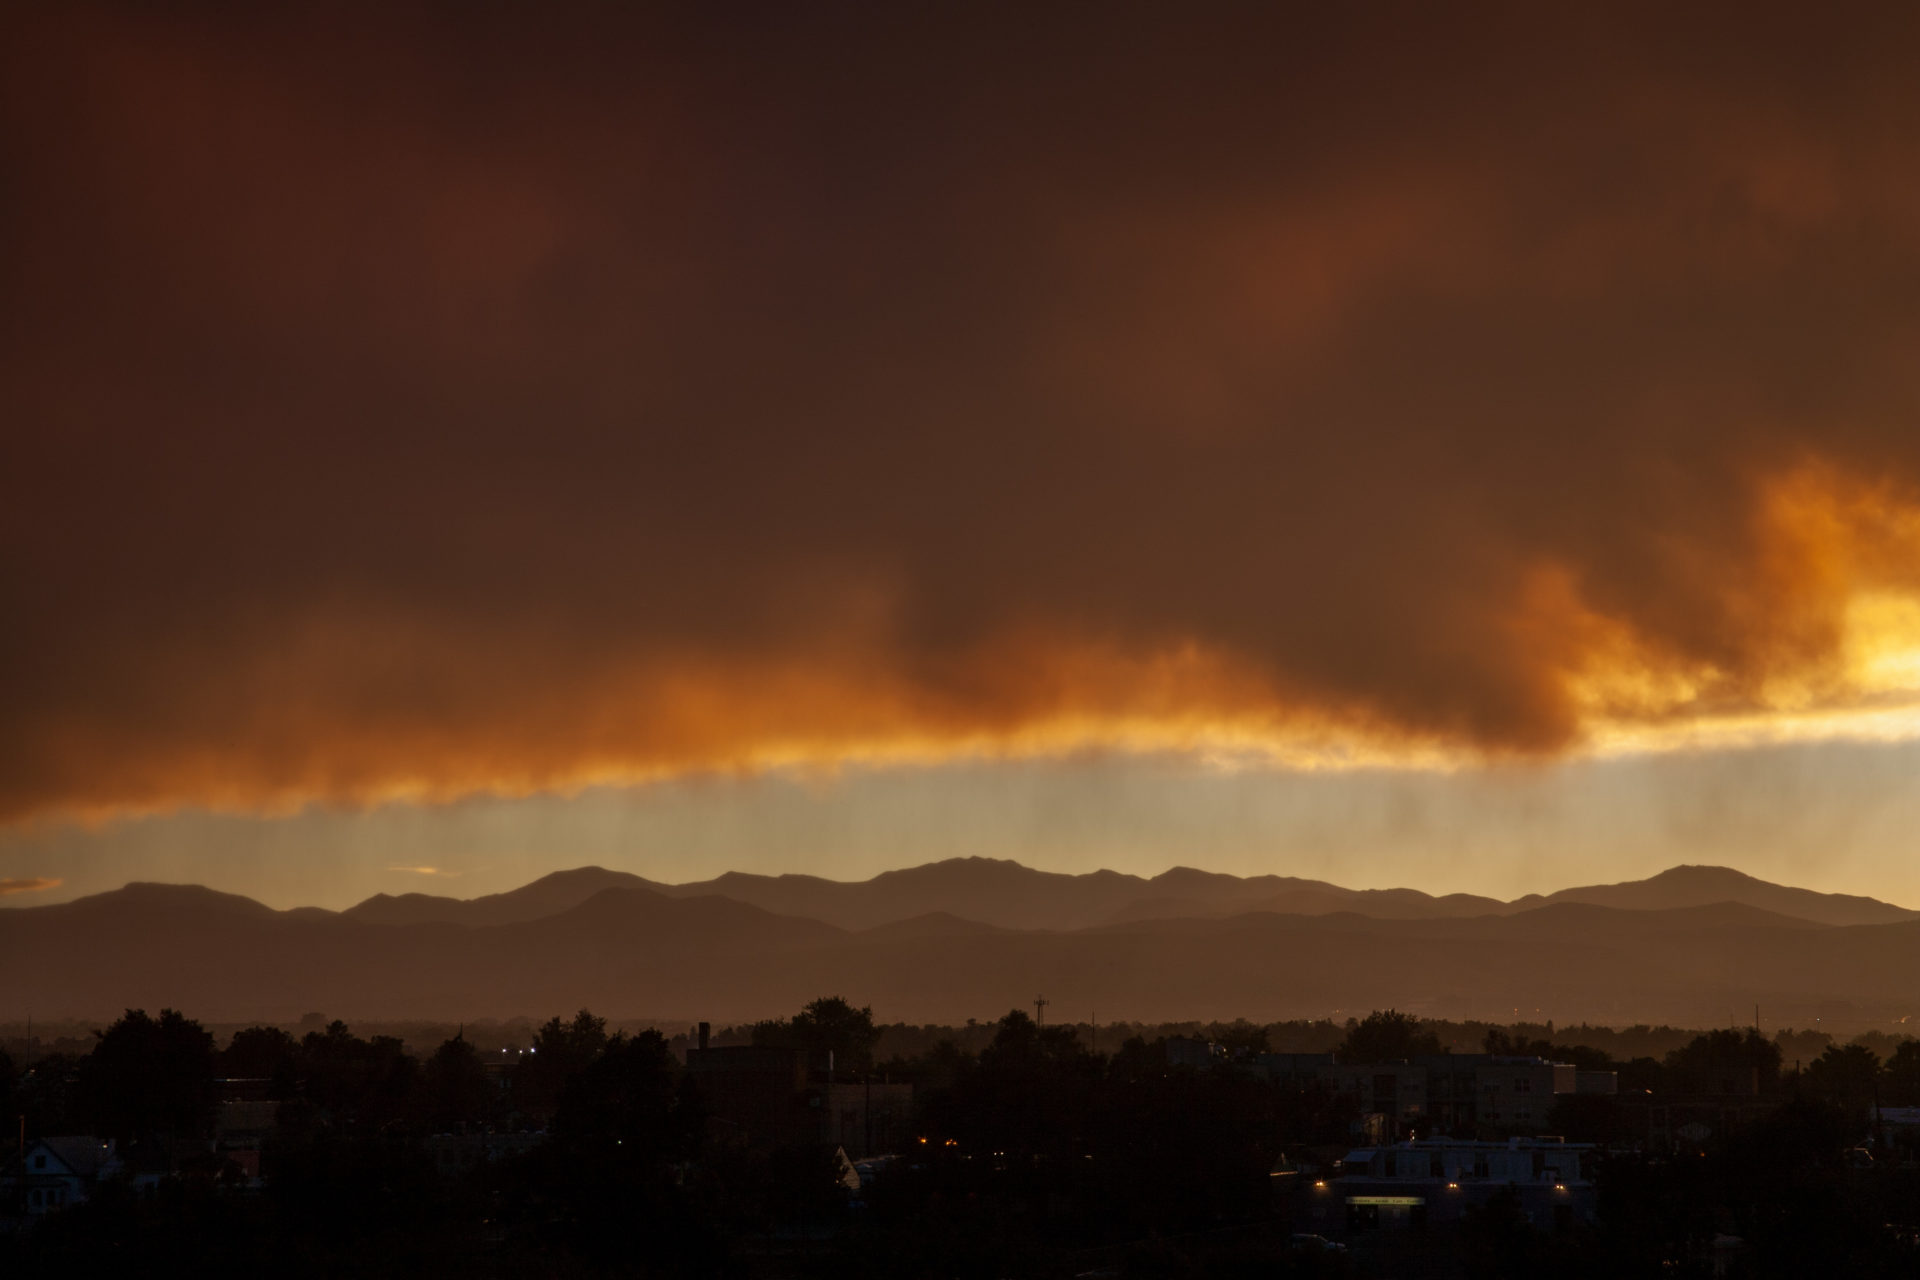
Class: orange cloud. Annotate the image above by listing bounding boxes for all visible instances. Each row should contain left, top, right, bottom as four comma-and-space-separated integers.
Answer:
0, 878, 62, 896
7, 5, 1920, 822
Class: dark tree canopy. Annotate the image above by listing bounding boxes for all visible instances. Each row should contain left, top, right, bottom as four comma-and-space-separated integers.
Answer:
80, 1009, 215, 1142
1339, 1010, 1442, 1063
752, 996, 880, 1072
299, 1021, 419, 1130
1664, 1029, 1782, 1095
423, 1033, 495, 1132
1801, 1042, 1881, 1111
223, 1025, 299, 1076
1206, 1019, 1271, 1057
513, 1010, 611, 1121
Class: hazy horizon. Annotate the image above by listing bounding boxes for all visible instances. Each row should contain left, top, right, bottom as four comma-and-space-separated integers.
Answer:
6, 735, 1920, 911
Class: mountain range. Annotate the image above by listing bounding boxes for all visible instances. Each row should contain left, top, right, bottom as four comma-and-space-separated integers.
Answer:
4, 859, 1916, 1028
339, 858, 1918, 932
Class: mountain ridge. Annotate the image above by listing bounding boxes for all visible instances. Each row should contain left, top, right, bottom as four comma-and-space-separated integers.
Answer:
6, 875, 1918, 1027
326, 857, 1920, 932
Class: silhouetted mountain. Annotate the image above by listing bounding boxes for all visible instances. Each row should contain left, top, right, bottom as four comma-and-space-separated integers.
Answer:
654, 857, 1909, 931
5, 869, 1920, 1028
331, 858, 1916, 935
344, 866, 665, 926
663, 859, 1146, 930
659, 858, 1513, 930
1515, 864, 1919, 927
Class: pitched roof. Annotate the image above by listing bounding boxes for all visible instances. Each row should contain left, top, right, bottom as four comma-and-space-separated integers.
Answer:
35, 1137, 114, 1178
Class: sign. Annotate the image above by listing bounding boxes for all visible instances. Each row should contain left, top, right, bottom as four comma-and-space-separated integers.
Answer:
1346, 1196, 1424, 1206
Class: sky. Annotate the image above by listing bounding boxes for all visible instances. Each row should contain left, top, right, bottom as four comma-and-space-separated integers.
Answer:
5, 4, 1920, 909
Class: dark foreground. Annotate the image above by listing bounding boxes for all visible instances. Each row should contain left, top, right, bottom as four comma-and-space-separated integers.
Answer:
4, 1003, 1919, 1277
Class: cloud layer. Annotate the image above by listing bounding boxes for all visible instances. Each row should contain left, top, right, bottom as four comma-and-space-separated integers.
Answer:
6, 4, 1920, 820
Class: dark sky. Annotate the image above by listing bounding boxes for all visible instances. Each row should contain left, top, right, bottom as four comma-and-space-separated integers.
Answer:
6, 2, 1920, 830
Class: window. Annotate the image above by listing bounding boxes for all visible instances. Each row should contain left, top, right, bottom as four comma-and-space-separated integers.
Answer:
1513, 1077, 1532, 1093
33, 1155, 46, 1169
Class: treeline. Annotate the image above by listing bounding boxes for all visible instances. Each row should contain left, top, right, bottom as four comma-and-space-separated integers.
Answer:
1, 1010, 618, 1144
685, 1016, 1914, 1074
7, 1004, 1920, 1275
6, 1013, 1906, 1076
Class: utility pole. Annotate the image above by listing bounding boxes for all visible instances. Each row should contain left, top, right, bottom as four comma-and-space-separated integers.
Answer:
1034, 995, 1049, 1028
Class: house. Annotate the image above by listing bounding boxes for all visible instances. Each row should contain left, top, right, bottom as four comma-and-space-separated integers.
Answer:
4, 1137, 121, 1214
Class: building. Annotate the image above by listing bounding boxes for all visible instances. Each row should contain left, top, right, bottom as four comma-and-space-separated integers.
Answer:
1326, 1062, 1430, 1139
684, 1024, 912, 1159
1475, 1058, 1578, 1130
1257, 1051, 1338, 1085
1416, 1054, 1491, 1134
3, 1137, 121, 1215
821, 1080, 914, 1158
1299, 1136, 1597, 1236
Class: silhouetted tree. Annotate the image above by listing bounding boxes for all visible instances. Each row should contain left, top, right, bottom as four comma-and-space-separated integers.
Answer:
921, 1009, 1098, 1170
423, 1033, 494, 1132
1483, 1028, 1616, 1073
1206, 1018, 1271, 1057
222, 1025, 298, 1076
1711, 1096, 1910, 1276
1339, 1009, 1441, 1062
1801, 1042, 1879, 1114
751, 996, 880, 1073
1881, 1039, 1920, 1106
512, 1009, 608, 1121
791, 996, 878, 1072
221, 1026, 300, 1099
500, 1029, 711, 1269
299, 1021, 419, 1130
79, 1009, 215, 1142
1773, 1026, 1835, 1067
1664, 1029, 1780, 1094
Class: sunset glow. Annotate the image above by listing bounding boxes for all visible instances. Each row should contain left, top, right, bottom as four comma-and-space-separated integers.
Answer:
6, 4, 1920, 908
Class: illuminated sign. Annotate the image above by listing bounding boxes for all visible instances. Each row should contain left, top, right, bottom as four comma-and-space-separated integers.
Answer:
1346, 1196, 1424, 1206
